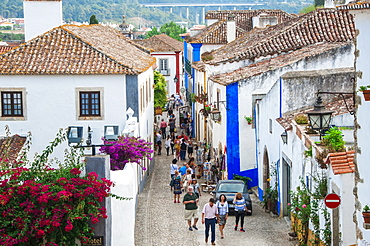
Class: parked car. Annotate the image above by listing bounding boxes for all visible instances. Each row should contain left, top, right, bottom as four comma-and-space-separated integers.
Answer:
213, 180, 252, 215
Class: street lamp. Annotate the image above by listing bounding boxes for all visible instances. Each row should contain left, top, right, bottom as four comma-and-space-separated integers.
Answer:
306, 89, 354, 139
210, 109, 221, 122
306, 96, 334, 131
280, 130, 288, 144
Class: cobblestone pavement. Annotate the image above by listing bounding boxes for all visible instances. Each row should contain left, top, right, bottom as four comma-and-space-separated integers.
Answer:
134, 152, 297, 246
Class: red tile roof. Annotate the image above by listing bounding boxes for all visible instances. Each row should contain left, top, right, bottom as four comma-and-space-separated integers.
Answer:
0, 135, 26, 163
188, 10, 295, 45
325, 150, 356, 175
204, 8, 355, 66
337, 1, 370, 10
0, 46, 13, 54
208, 42, 350, 85
133, 34, 183, 52
0, 24, 156, 75
205, 9, 296, 32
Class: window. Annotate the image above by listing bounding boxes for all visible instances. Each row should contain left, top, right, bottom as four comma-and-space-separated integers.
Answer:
79, 92, 100, 116
1, 91, 23, 117
159, 59, 170, 75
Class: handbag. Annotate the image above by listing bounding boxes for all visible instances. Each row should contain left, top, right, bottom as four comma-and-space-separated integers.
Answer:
170, 179, 174, 187
174, 128, 177, 133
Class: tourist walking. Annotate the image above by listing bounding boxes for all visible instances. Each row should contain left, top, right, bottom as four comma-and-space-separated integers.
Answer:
160, 119, 167, 138
165, 135, 171, 156
190, 179, 201, 198
202, 198, 219, 245
156, 131, 162, 155
183, 186, 199, 231
216, 194, 228, 239
187, 140, 194, 159
183, 169, 192, 192
170, 133, 175, 154
233, 192, 248, 232
169, 119, 176, 134
170, 159, 178, 179
172, 170, 182, 203
180, 138, 187, 160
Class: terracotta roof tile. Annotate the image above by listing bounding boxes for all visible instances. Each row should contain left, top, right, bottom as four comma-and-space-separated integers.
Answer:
0, 24, 156, 75
209, 42, 350, 85
337, 1, 370, 10
205, 9, 355, 65
133, 34, 183, 52
0, 135, 26, 163
0, 46, 13, 54
189, 10, 295, 45
325, 150, 356, 175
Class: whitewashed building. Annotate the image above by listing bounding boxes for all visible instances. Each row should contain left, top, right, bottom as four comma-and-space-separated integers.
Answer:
0, 24, 156, 164
338, 2, 370, 245
133, 34, 183, 96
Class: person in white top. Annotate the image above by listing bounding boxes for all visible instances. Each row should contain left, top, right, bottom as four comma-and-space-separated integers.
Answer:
202, 198, 219, 245
165, 135, 171, 156
170, 159, 178, 191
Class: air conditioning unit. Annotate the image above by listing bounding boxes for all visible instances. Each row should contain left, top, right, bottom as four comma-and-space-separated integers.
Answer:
67, 126, 83, 145
104, 125, 119, 141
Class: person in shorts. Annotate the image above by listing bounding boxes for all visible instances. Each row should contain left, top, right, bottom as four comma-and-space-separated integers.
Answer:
183, 186, 199, 231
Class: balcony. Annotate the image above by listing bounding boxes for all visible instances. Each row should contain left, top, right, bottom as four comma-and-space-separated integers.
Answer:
160, 69, 170, 76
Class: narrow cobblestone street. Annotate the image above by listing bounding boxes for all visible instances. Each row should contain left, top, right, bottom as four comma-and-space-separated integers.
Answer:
134, 152, 297, 246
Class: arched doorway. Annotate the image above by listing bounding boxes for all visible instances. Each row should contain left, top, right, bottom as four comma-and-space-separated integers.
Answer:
263, 147, 270, 193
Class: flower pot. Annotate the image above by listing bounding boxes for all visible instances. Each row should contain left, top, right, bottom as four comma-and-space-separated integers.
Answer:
363, 212, 370, 223
362, 90, 370, 101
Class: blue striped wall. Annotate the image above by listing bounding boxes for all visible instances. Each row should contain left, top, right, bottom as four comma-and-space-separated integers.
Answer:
226, 82, 258, 188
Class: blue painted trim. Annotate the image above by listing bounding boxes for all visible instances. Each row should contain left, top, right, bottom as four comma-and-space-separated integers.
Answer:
279, 77, 282, 118
276, 160, 281, 216
226, 83, 240, 180
184, 41, 189, 90
191, 43, 202, 62
258, 187, 264, 201
238, 168, 258, 189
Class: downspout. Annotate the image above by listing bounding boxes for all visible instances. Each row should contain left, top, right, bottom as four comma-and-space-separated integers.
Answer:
175, 51, 180, 94
191, 43, 202, 139
183, 38, 188, 93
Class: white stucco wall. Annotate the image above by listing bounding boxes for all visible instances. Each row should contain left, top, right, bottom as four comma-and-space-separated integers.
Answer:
138, 69, 154, 143
0, 75, 127, 163
23, 1, 63, 41
238, 45, 354, 174
350, 8, 370, 245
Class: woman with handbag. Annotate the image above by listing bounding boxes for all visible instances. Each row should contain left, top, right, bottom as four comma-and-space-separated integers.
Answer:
233, 192, 248, 232
172, 170, 182, 203
216, 194, 228, 238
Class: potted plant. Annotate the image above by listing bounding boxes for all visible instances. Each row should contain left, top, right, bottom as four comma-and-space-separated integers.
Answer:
244, 116, 253, 125
358, 85, 370, 101
363, 205, 370, 223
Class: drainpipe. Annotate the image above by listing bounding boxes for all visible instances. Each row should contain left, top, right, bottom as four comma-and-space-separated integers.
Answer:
175, 51, 180, 94
191, 43, 202, 139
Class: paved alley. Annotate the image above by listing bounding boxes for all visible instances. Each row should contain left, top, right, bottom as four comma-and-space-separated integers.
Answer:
134, 152, 297, 246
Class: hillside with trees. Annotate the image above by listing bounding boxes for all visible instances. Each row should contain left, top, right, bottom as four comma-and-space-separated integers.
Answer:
0, 0, 311, 27
0, 0, 187, 26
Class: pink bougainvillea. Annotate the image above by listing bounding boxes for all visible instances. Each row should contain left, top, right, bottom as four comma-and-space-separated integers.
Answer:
0, 164, 114, 246
100, 136, 154, 170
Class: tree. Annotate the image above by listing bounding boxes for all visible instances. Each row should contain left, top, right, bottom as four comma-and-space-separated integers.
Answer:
314, 0, 325, 7
146, 21, 186, 41
153, 70, 167, 109
89, 14, 99, 24
299, 5, 317, 14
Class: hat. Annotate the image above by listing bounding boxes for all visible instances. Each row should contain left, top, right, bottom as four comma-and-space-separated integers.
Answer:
188, 186, 194, 190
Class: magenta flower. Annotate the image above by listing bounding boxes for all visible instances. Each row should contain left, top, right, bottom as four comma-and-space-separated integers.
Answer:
302, 204, 307, 208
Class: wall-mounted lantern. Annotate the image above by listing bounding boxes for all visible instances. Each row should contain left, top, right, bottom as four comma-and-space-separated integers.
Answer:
67, 126, 83, 145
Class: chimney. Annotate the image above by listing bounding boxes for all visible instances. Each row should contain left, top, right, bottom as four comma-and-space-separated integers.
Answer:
23, 0, 63, 41
227, 14, 236, 43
